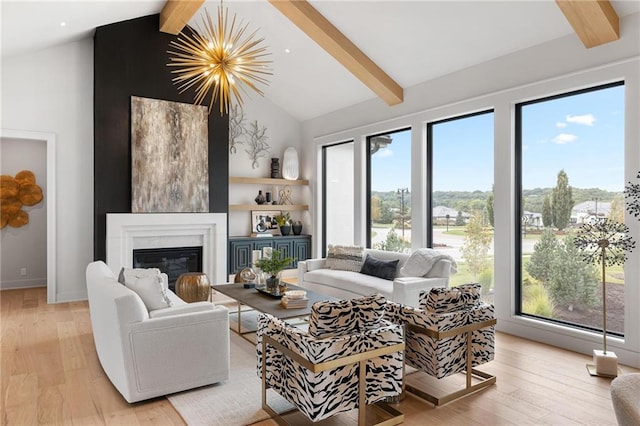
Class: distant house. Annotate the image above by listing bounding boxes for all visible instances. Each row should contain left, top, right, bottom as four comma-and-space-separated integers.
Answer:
571, 200, 611, 224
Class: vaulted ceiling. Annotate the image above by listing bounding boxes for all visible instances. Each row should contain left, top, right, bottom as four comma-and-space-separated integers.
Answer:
2, 1, 639, 122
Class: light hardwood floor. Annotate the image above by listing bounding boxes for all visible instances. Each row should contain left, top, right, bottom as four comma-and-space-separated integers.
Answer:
2, 287, 636, 425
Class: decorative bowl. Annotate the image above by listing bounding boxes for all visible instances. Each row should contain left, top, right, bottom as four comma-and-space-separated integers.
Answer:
284, 290, 306, 300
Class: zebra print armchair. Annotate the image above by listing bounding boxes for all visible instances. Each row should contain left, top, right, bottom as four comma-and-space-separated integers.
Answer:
257, 295, 405, 425
385, 283, 496, 406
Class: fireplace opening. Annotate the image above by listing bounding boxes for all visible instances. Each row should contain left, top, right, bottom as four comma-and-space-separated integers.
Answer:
133, 246, 203, 292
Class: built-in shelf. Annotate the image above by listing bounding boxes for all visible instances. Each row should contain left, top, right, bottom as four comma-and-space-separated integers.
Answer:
229, 204, 309, 212
229, 177, 309, 186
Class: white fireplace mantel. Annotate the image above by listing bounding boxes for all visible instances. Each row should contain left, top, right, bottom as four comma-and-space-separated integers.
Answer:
106, 213, 227, 284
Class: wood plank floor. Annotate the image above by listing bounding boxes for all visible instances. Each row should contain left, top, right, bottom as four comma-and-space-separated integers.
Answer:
2, 287, 637, 425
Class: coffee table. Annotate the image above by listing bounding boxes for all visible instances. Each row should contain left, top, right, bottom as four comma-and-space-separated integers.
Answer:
211, 283, 337, 338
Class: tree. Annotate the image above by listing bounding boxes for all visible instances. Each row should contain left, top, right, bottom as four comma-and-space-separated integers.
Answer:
608, 194, 625, 223
460, 211, 492, 280
549, 233, 599, 311
379, 203, 393, 223
526, 228, 558, 284
455, 210, 465, 226
486, 190, 495, 227
551, 170, 573, 231
374, 226, 410, 253
371, 196, 382, 222
542, 195, 553, 228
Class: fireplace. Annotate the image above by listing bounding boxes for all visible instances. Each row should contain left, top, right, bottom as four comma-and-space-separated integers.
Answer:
133, 246, 203, 291
105, 213, 227, 285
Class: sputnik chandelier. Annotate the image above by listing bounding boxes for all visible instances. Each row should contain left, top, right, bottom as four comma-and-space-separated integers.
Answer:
167, 4, 272, 115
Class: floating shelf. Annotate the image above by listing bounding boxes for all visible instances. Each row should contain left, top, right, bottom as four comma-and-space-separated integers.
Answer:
229, 177, 309, 186
229, 204, 309, 212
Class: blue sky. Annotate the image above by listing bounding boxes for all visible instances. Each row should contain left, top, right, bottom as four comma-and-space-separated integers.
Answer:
371, 84, 625, 193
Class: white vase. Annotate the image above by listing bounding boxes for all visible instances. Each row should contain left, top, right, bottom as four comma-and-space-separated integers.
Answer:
282, 147, 299, 180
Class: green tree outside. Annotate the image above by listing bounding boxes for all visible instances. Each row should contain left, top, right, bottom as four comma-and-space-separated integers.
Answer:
542, 194, 553, 228
551, 170, 574, 231
460, 211, 492, 280
486, 188, 494, 227
526, 228, 558, 285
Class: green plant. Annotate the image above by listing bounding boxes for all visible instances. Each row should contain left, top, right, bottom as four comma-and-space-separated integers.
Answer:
253, 249, 294, 278
274, 212, 290, 227
523, 280, 555, 317
478, 268, 493, 294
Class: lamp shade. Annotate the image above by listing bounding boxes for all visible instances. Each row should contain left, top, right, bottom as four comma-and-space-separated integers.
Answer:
282, 147, 299, 180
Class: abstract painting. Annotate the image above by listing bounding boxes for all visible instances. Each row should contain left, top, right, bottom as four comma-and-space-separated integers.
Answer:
131, 96, 209, 213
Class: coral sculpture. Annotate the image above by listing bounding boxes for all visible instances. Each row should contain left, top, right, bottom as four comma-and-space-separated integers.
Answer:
0, 170, 43, 229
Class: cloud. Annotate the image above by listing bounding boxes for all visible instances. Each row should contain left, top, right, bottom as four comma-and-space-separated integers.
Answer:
556, 122, 567, 128
375, 148, 394, 158
552, 133, 578, 144
566, 113, 595, 126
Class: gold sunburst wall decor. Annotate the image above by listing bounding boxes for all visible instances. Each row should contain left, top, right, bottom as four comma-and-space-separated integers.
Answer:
167, 5, 272, 115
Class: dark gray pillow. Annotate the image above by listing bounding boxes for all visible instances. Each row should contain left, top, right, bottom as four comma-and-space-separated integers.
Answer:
359, 255, 398, 280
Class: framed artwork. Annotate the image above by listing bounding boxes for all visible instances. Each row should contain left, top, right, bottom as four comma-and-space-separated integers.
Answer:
131, 96, 209, 213
251, 210, 281, 235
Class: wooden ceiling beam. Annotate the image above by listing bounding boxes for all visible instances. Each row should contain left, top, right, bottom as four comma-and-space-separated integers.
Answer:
269, 0, 403, 106
555, 0, 619, 48
160, 0, 205, 35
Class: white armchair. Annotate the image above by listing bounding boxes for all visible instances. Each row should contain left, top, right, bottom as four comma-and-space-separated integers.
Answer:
86, 261, 230, 403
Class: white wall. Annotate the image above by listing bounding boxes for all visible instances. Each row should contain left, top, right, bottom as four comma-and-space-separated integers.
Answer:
1, 39, 94, 302
228, 96, 307, 236
303, 13, 640, 367
0, 137, 47, 288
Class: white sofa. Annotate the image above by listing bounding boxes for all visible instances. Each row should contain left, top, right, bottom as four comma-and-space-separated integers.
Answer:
297, 248, 453, 307
86, 261, 230, 403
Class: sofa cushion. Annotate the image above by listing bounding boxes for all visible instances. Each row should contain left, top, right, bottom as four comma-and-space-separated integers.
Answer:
360, 255, 398, 280
325, 244, 364, 272
149, 301, 214, 318
421, 283, 481, 313
303, 269, 393, 300
124, 272, 174, 311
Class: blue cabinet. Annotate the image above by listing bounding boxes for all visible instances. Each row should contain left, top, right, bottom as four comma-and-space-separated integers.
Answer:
228, 235, 312, 275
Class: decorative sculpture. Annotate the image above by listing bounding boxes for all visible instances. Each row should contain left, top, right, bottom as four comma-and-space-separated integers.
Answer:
228, 104, 246, 154
0, 170, 43, 229
245, 120, 270, 169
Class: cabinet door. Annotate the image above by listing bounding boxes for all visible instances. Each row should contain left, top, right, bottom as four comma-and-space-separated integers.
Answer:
273, 239, 294, 268
292, 237, 311, 268
229, 240, 253, 274
254, 239, 274, 252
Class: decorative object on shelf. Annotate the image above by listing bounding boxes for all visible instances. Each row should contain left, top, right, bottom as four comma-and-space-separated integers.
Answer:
251, 210, 281, 235
131, 96, 208, 213
228, 104, 246, 154
282, 147, 299, 180
175, 272, 210, 303
167, 5, 272, 115
265, 192, 272, 203
275, 212, 291, 236
270, 158, 280, 178
255, 190, 266, 205
245, 120, 270, 169
624, 171, 640, 219
278, 186, 293, 205
253, 249, 294, 293
0, 170, 43, 229
292, 220, 303, 235
574, 218, 635, 377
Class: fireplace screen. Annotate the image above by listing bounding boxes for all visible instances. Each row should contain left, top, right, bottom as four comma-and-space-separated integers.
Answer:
133, 246, 203, 291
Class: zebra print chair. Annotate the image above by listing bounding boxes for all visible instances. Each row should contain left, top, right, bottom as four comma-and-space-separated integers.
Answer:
385, 283, 496, 406
257, 295, 405, 425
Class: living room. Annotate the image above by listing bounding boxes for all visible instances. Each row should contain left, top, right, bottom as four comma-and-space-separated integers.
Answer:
2, 1, 640, 425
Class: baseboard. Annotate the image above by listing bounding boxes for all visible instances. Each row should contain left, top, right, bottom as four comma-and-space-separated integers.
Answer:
0, 278, 46, 290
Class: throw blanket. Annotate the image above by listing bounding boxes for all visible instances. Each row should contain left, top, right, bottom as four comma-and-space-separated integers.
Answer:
400, 248, 458, 277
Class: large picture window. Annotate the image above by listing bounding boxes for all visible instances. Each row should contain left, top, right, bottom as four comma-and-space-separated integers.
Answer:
516, 82, 626, 335
428, 111, 494, 298
322, 141, 355, 256
367, 129, 412, 251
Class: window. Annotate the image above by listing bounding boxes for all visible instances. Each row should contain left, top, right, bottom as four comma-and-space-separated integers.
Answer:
322, 141, 355, 256
428, 111, 494, 298
367, 128, 412, 251
516, 82, 625, 335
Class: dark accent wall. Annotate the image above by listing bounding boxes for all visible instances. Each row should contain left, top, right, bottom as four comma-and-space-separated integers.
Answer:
94, 14, 229, 260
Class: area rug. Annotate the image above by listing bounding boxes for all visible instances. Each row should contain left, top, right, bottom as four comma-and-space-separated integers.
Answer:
167, 313, 289, 426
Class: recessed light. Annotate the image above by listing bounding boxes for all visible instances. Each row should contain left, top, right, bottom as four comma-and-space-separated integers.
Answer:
60, 22, 67, 27
284, 48, 290, 54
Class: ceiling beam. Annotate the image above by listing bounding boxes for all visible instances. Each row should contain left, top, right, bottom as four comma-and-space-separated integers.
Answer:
160, 0, 205, 35
269, 0, 403, 106
555, 0, 619, 48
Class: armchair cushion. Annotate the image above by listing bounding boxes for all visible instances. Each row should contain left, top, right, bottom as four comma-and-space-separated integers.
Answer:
308, 294, 386, 338
360, 255, 399, 280
421, 283, 481, 313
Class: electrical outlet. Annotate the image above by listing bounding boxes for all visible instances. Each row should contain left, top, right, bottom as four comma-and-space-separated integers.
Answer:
20, 267, 27, 276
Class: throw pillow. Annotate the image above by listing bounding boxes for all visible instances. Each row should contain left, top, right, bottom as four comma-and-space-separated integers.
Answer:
124, 272, 173, 311
421, 283, 481, 313
120, 267, 169, 290
359, 255, 398, 280
351, 294, 387, 331
400, 248, 455, 277
325, 244, 364, 272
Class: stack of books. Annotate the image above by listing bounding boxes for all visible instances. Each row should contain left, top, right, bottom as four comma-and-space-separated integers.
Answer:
281, 296, 309, 309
